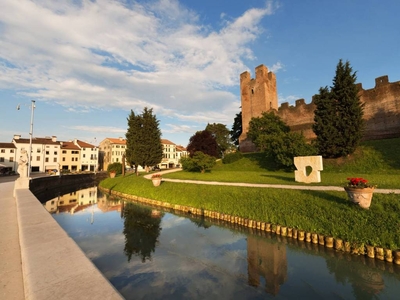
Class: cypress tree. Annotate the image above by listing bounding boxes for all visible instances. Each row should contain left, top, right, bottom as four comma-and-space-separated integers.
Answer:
313, 59, 364, 158
126, 107, 163, 172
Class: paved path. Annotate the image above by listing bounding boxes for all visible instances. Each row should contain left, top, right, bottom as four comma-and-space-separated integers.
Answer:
0, 181, 24, 300
145, 169, 400, 194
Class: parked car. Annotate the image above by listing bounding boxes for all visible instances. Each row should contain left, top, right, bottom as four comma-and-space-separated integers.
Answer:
152, 166, 161, 171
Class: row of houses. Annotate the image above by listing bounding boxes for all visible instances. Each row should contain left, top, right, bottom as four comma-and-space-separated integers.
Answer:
0, 135, 186, 175
0, 135, 98, 175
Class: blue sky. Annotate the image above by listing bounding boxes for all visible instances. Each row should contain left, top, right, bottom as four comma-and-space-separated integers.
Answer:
1, 0, 399, 147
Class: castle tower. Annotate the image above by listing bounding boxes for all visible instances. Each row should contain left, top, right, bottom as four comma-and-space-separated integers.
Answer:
239, 65, 278, 152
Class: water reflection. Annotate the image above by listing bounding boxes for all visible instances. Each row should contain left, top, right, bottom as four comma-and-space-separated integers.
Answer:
45, 188, 400, 299
122, 204, 163, 262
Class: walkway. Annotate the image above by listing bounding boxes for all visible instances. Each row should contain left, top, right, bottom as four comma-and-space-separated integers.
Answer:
145, 169, 400, 194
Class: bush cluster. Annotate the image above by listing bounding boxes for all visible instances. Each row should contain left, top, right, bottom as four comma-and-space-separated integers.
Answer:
107, 162, 122, 175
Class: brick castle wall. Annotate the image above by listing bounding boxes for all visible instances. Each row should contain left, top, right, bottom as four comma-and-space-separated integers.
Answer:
239, 65, 400, 152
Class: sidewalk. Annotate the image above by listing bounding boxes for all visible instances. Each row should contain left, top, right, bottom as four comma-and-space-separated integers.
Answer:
0, 182, 24, 300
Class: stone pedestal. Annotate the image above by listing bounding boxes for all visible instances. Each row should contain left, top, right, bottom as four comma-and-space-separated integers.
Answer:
14, 177, 30, 196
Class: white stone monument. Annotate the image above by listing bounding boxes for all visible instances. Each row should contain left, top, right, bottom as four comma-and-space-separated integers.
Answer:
294, 156, 323, 183
14, 149, 30, 195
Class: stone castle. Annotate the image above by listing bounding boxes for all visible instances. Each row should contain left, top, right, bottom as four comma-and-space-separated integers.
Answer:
239, 64, 400, 152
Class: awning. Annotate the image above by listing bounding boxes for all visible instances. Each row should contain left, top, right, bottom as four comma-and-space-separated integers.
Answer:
45, 165, 59, 170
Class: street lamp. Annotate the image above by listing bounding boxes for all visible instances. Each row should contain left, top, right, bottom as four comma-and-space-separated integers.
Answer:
28, 100, 36, 178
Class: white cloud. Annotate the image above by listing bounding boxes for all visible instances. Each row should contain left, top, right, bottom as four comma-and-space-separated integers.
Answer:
0, 0, 278, 129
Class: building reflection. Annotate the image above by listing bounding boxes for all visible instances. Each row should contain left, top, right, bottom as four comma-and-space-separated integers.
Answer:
43, 186, 97, 214
247, 235, 288, 295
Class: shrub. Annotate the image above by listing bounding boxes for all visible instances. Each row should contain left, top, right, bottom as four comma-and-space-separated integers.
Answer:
107, 162, 122, 175
222, 152, 243, 164
180, 151, 216, 173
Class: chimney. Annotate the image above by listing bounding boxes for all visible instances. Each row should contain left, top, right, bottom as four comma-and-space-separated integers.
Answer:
13, 134, 21, 140
52, 136, 57, 142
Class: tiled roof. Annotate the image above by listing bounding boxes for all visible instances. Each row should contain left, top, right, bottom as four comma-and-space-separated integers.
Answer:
0, 143, 16, 148
75, 140, 96, 148
161, 139, 175, 145
13, 137, 60, 145
176, 145, 187, 151
106, 138, 126, 145
61, 141, 80, 150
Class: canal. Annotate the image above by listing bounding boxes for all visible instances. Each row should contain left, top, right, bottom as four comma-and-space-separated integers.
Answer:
42, 186, 400, 299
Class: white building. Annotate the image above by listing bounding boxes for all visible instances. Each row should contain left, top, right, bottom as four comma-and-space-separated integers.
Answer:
73, 139, 98, 172
12, 135, 61, 173
0, 142, 17, 174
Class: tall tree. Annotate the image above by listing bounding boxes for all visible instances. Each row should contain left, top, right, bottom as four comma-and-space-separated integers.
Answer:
313, 59, 364, 158
205, 123, 233, 157
187, 130, 218, 158
126, 107, 163, 172
230, 111, 242, 147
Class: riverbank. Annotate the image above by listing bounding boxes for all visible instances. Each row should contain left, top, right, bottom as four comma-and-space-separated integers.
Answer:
99, 170, 400, 263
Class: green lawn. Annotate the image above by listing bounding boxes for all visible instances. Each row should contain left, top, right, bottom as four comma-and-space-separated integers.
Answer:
99, 138, 400, 250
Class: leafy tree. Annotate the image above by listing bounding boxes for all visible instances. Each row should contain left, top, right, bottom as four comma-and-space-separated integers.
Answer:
230, 111, 242, 147
126, 107, 163, 172
313, 59, 364, 158
205, 123, 233, 157
187, 130, 218, 158
248, 112, 290, 152
248, 112, 315, 169
180, 151, 216, 173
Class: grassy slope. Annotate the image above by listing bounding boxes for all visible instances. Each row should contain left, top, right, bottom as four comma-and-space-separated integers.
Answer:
99, 138, 400, 249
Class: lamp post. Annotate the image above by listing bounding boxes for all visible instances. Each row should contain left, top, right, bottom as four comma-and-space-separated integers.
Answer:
28, 100, 36, 178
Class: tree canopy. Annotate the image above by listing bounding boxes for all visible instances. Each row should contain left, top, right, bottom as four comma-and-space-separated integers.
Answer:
205, 123, 233, 157
313, 59, 364, 158
248, 112, 315, 169
125, 107, 163, 171
187, 130, 219, 158
230, 111, 242, 147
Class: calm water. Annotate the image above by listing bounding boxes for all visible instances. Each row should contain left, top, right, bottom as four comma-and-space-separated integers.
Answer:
45, 186, 400, 300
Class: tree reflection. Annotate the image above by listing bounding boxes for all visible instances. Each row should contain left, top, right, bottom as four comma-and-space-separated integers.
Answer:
326, 255, 384, 299
123, 203, 163, 263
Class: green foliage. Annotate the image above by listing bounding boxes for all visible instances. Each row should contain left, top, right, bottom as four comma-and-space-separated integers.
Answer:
187, 130, 218, 158
230, 111, 242, 147
180, 151, 216, 173
107, 162, 122, 174
126, 107, 163, 171
205, 123, 234, 157
313, 59, 364, 158
222, 151, 243, 164
248, 112, 315, 168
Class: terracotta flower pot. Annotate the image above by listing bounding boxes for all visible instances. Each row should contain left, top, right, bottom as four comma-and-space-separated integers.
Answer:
152, 178, 162, 186
344, 187, 374, 209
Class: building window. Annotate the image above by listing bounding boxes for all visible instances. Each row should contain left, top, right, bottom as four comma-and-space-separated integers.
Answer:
62, 150, 67, 154
0, 149, 4, 153
10, 157, 14, 162
53, 158, 57, 162
37, 149, 41, 153
54, 151, 57, 155
45, 158, 49, 162
37, 156, 40, 161
10, 149, 14, 153
83, 154, 86, 158
46, 151, 49, 155
62, 158, 65, 161
0, 157, 4, 162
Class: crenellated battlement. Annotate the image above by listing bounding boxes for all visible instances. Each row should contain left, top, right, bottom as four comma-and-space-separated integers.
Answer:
239, 69, 400, 152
